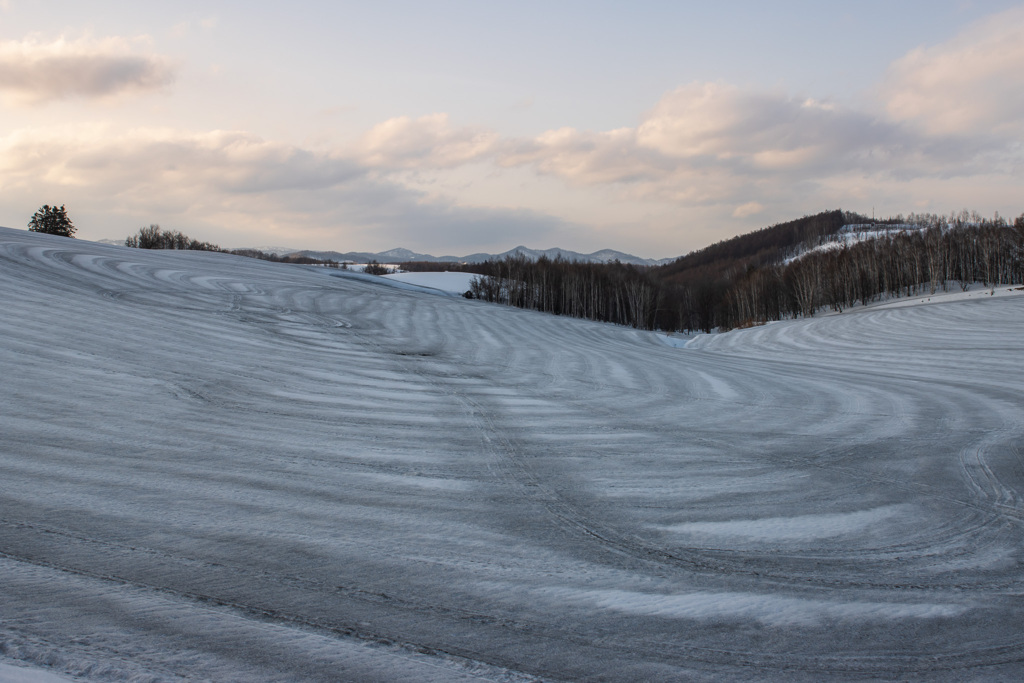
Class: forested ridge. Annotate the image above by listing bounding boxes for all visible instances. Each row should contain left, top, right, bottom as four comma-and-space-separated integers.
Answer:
467, 210, 1024, 332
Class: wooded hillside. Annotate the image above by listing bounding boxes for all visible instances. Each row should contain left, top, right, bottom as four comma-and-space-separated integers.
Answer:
467, 210, 1024, 333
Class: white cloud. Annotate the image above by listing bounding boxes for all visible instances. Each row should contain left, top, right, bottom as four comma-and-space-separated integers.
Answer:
635, 84, 871, 170
494, 57, 1024, 219
358, 113, 498, 169
0, 126, 360, 193
634, 82, 892, 174
636, 82, 758, 158
881, 6, 1024, 136
0, 35, 175, 104
0, 124, 569, 252
494, 5, 1024, 215
732, 201, 764, 218
493, 83, 912, 209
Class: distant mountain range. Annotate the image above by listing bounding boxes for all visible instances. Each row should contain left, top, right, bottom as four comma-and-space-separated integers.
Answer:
240, 246, 303, 256
94, 236, 672, 266
289, 245, 674, 266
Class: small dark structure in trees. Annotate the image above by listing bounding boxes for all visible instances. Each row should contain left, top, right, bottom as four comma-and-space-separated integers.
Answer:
28, 205, 76, 237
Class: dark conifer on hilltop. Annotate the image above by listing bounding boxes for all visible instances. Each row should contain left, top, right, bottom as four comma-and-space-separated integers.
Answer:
28, 204, 76, 238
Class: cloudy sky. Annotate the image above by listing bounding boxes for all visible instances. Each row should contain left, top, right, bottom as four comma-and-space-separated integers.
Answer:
1, 1, 1022, 257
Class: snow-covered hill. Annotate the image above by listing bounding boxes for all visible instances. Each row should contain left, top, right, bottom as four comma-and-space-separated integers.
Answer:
3, 227, 1024, 681
784, 223, 927, 263
381, 270, 478, 294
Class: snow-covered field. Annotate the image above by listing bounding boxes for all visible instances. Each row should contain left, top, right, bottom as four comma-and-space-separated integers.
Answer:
382, 270, 477, 295
2, 227, 1024, 681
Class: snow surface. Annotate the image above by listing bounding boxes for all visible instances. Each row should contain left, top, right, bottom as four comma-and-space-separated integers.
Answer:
0, 662, 73, 683
3, 227, 1024, 681
382, 270, 478, 294
784, 224, 926, 263
662, 504, 908, 541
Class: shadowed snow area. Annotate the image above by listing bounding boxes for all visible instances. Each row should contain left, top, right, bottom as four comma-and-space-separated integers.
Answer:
2, 227, 1024, 681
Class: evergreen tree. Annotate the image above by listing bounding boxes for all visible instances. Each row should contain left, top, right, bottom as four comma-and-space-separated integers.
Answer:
28, 205, 76, 237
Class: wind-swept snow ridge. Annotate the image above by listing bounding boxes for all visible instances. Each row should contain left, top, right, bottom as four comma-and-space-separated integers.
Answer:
2, 228, 1024, 681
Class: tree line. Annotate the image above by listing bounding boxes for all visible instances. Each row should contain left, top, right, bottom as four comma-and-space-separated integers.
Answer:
719, 213, 1024, 329
467, 255, 660, 329
125, 225, 224, 251
125, 225, 340, 266
465, 210, 1024, 333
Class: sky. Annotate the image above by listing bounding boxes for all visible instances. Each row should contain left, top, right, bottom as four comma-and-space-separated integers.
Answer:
0, 1, 1022, 258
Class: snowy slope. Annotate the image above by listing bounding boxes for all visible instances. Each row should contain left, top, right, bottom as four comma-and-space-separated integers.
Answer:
784, 223, 927, 263
0, 662, 73, 683
381, 270, 477, 294
3, 228, 1024, 681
